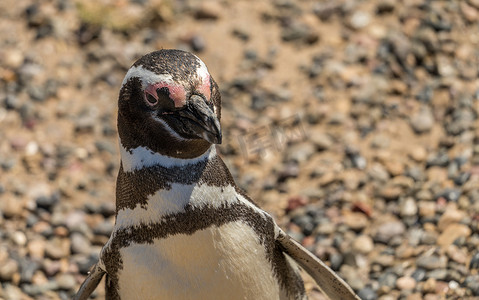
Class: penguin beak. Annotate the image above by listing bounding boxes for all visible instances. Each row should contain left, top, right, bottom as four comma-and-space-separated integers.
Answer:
176, 94, 222, 144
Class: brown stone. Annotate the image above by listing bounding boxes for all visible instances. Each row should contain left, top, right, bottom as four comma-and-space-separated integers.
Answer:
437, 224, 471, 247
343, 212, 368, 231
438, 206, 466, 231
461, 2, 479, 22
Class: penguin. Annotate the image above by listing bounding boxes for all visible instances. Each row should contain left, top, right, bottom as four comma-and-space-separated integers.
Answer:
74, 49, 359, 300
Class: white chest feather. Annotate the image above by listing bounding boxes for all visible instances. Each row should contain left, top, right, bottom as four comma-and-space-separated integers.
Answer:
117, 222, 280, 300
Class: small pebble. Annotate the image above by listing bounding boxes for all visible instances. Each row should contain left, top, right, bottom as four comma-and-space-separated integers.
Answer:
56, 273, 77, 290
416, 255, 447, 270
44, 238, 70, 260
411, 268, 427, 282
464, 275, 479, 295
0, 259, 19, 281
437, 223, 471, 247
70, 232, 92, 255
410, 107, 434, 133
352, 235, 374, 254
349, 11, 371, 29
194, 2, 221, 19
11, 231, 27, 246
396, 276, 416, 290
374, 220, 405, 243
357, 286, 377, 300
400, 197, 418, 217
470, 252, 479, 269
378, 272, 397, 288
343, 212, 368, 231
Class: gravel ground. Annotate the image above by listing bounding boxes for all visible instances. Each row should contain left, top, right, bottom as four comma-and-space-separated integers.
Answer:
1, 0, 479, 299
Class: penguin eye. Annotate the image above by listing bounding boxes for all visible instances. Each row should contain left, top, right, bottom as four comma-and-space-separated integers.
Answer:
145, 86, 171, 108
146, 93, 158, 105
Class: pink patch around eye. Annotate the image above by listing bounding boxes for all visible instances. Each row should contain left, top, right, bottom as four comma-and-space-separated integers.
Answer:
168, 85, 187, 107
145, 83, 186, 108
197, 75, 211, 101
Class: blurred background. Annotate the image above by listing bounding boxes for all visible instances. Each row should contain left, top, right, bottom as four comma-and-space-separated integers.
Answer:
1, 0, 479, 299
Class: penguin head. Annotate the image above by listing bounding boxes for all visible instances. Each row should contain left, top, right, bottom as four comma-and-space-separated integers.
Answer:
118, 49, 222, 159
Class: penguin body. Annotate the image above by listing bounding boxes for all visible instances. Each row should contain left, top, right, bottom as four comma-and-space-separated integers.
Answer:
74, 50, 359, 300
101, 144, 305, 299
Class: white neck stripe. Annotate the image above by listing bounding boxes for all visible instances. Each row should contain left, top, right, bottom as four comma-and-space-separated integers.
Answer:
119, 141, 216, 172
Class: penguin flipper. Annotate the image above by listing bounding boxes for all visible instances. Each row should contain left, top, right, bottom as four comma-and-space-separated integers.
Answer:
73, 263, 106, 300
276, 228, 360, 300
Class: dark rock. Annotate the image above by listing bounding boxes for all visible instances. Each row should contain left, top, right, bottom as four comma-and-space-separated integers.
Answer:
330, 252, 343, 271
345, 147, 367, 170
84, 202, 101, 215
342, 252, 358, 267
436, 188, 461, 202
24, 4, 39, 24
70, 232, 91, 255
35, 192, 60, 211
188, 35, 206, 52
285, 143, 315, 164
313, 1, 342, 21
425, 9, 452, 32
465, 275, 479, 296
357, 286, 377, 300
28, 85, 47, 102
426, 268, 447, 280
232, 28, 250, 41
42, 259, 62, 277
0, 157, 17, 171
426, 151, 450, 167
281, 22, 318, 44
277, 162, 300, 182
75, 254, 99, 275
102, 124, 116, 136
76, 22, 102, 45
290, 214, 315, 236
416, 255, 447, 270
415, 85, 434, 103
445, 269, 463, 282
378, 272, 397, 288
230, 76, 257, 91
74, 107, 98, 134
420, 231, 437, 245
4, 95, 21, 110
19, 259, 39, 283
99, 202, 116, 218
22, 281, 58, 296
376, 0, 395, 14
470, 252, 479, 269
446, 108, 475, 135
453, 236, 467, 247
251, 91, 268, 110
95, 140, 116, 154
411, 268, 427, 282
193, 2, 221, 20
93, 220, 114, 237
